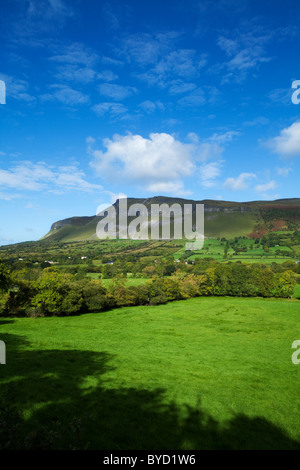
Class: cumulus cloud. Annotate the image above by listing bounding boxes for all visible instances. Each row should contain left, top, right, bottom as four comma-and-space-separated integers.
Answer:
224, 172, 256, 190
264, 121, 300, 157
89, 131, 238, 196
89, 133, 196, 184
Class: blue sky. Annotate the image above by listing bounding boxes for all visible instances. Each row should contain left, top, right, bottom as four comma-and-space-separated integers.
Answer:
1, 0, 300, 244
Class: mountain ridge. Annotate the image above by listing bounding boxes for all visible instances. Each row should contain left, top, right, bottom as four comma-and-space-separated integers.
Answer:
42, 196, 300, 242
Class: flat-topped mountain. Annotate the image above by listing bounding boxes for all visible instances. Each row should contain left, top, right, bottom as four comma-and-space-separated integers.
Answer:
43, 196, 300, 242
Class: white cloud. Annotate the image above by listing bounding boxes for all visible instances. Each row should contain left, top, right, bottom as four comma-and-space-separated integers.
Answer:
0, 192, 21, 201
152, 49, 205, 81
29, 0, 73, 20
244, 116, 270, 127
139, 100, 164, 114
54, 166, 103, 192
210, 130, 240, 144
40, 84, 89, 106
55, 65, 97, 84
267, 88, 293, 106
276, 167, 292, 177
139, 100, 156, 113
0, 74, 36, 103
259, 193, 280, 201
168, 80, 197, 95
265, 121, 300, 157
192, 130, 239, 161
90, 133, 196, 185
121, 32, 178, 66
0, 163, 53, 191
40, 84, 90, 106
48, 43, 104, 85
11, 0, 74, 47
97, 70, 119, 82
93, 102, 128, 117
0, 162, 102, 195
199, 161, 223, 188
217, 25, 272, 82
255, 181, 276, 192
99, 83, 137, 100
146, 181, 192, 196
102, 2, 119, 31
178, 86, 220, 108
49, 43, 99, 67
224, 172, 256, 190
89, 131, 238, 195
178, 87, 206, 107
124, 32, 207, 93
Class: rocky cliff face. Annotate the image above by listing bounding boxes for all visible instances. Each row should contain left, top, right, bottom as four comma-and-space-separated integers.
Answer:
112, 197, 254, 215
50, 216, 95, 231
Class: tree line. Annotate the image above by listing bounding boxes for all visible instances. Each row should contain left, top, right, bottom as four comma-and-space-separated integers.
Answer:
0, 260, 297, 317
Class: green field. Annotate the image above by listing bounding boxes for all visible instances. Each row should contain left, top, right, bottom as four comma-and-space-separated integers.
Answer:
1, 297, 300, 450
86, 274, 149, 287
173, 236, 299, 264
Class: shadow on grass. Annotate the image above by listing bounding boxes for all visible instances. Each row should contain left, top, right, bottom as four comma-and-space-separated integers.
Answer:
0, 333, 299, 450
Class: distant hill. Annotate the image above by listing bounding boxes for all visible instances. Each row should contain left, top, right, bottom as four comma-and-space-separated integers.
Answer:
42, 196, 300, 242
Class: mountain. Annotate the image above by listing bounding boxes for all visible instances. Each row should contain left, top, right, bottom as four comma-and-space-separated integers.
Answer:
42, 196, 300, 242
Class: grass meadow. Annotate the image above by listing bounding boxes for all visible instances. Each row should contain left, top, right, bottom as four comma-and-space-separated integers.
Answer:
1, 296, 300, 449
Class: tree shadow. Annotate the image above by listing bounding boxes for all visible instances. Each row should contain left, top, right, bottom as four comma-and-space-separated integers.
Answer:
0, 333, 299, 450
0, 319, 15, 326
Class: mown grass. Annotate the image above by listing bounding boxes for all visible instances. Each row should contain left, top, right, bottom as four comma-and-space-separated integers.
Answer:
1, 297, 300, 449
